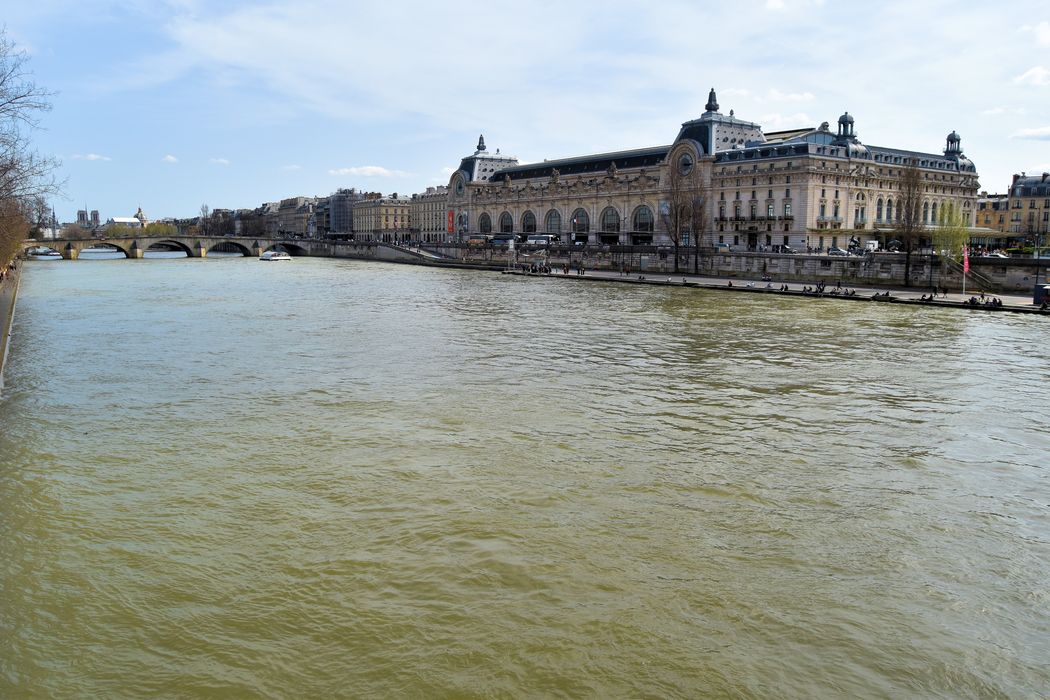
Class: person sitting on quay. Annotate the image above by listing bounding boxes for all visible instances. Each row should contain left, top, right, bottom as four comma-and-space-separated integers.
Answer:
727, 280, 733, 287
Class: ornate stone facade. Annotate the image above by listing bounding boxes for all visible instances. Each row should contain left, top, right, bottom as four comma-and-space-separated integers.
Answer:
1007, 172, 1050, 242
446, 89, 980, 252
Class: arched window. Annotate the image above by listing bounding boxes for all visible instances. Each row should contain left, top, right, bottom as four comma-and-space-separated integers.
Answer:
571, 209, 589, 233
633, 205, 654, 232
479, 213, 492, 234
499, 211, 513, 233
876, 198, 883, 221
923, 201, 929, 223
521, 210, 536, 233
545, 209, 561, 234
601, 207, 620, 232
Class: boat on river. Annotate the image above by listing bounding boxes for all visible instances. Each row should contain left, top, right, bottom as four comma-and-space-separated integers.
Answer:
260, 250, 292, 261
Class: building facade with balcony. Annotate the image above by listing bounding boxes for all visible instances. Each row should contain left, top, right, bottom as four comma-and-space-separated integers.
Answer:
276, 196, 317, 237
445, 89, 979, 252
1007, 172, 1050, 245
411, 186, 450, 243
352, 193, 412, 242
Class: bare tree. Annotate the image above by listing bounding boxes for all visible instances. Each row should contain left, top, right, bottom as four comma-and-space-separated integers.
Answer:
199, 204, 210, 236
896, 163, 924, 286
665, 160, 690, 273
1, 31, 59, 268
688, 171, 708, 275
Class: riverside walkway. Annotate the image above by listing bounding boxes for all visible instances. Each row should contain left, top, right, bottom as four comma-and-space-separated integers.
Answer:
503, 266, 1049, 315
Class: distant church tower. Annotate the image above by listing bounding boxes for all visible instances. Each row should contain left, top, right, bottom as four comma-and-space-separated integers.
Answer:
134, 206, 149, 226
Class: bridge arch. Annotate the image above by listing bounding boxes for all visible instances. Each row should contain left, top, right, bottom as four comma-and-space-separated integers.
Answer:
262, 242, 308, 256
206, 240, 253, 256
144, 239, 194, 256
78, 242, 130, 258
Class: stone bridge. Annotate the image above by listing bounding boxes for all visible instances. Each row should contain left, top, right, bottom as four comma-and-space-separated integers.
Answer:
23, 236, 447, 264
24, 235, 307, 260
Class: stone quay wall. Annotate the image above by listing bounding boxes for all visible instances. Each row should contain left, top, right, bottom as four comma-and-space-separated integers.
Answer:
419, 244, 1049, 293
0, 263, 22, 391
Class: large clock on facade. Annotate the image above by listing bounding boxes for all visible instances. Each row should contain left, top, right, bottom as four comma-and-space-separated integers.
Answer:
678, 153, 694, 176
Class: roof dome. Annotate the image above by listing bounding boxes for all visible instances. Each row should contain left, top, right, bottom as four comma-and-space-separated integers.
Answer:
839, 111, 854, 125
947, 130, 960, 143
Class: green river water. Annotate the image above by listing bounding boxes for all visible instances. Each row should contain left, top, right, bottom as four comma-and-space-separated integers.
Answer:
1, 255, 1048, 698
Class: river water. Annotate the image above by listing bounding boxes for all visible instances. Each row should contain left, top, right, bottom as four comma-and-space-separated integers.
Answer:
1, 255, 1048, 698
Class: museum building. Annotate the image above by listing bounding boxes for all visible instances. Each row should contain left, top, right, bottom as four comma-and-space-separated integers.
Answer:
446, 89, 979, 251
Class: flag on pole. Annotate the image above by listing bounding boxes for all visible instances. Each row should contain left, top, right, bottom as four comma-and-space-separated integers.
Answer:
963, 245, 970, 274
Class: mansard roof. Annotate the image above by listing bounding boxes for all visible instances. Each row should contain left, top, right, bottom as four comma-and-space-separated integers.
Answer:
489, 145, 670, 182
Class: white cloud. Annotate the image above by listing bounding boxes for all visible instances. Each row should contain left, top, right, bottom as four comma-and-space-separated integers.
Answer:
1021, 21, 1050, 46
431, 166, 455, 183
981, 106, 1027, 116
767, 89, 815, 102
1011, 125, 1050, 140
765, 0, 824, 9
1012, 66, 1050, 86
210, 157, 231, 165
72, 153, 111, 161
162, 154, 178, 163
756, 112, 814, 130
328, 165, 410, 178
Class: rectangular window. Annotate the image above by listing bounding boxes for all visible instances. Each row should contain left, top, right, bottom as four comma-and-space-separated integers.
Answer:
785, 203, 792, 216
785, 188, 791, 198
783, 235, 789, 245
733, 235, 739, 245
719, 235, 725, 243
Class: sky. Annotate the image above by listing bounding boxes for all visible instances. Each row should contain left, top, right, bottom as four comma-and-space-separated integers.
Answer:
5, 0, 1050, 223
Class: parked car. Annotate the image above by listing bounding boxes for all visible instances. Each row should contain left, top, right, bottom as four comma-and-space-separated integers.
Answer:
771, 245, 797, 254
828, 247, 849, 256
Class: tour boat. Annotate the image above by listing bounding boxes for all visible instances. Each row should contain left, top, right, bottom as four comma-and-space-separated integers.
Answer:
260, 250, 292, 261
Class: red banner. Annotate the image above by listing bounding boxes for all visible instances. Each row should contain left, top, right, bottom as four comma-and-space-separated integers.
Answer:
963, 245, 969, 273
447, 210, 455, 233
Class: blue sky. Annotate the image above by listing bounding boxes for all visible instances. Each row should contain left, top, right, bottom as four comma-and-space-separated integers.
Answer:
7, 0, 1050, 222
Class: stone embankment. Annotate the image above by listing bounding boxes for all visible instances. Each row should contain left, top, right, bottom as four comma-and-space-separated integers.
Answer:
501, 267, 1050, 315
0, 262, 21, 390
